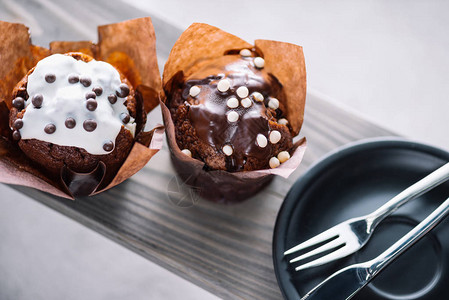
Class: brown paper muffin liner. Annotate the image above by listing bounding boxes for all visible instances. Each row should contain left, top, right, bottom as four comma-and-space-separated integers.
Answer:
0, 17, 164, 199
162, 23, 307, 203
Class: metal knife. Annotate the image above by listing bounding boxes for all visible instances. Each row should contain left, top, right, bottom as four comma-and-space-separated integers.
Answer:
301, 196, 449, 300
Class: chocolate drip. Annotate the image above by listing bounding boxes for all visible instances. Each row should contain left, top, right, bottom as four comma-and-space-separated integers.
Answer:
169, 55, 289, 172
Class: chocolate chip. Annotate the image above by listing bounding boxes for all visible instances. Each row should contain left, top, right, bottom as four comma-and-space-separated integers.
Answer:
92, 86, 103, 96
12, 130, 21, 141
86, 99, 97, 111
85, 91, 96, 100
80, 75, 92, 87
12, 97, 25, 110
68, 74, 79, 84
116, 83, 129, 98
44, 123, 56, 134
120, 113, 130, 124
13, 119, 23, 130
45, 73, 56, 83
108, 94, 117, 104
103, 141, 114, 152
32, 94, 43, 108
65, 117, 76, 129
83, 119, 97, 132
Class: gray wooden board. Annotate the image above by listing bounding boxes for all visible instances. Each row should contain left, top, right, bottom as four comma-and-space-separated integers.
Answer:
0, 0, 394, 298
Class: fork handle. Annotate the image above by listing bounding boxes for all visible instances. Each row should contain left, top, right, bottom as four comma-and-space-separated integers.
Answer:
368, 196, 449, 277
368, 162, 449, 229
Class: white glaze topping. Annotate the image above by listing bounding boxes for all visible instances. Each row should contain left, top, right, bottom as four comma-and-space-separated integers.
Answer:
20, 54, 135, 155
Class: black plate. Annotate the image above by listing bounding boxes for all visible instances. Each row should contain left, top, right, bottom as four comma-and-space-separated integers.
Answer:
273, 138, 449, 300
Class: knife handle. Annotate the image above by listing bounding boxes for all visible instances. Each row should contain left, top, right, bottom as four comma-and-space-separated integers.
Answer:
368, 196, 449, 277
368, 162, 449, 229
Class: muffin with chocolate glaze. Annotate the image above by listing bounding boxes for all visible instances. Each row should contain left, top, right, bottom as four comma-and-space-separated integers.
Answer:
162, 23, 306, 203
9, 52, 138, 180
168, 50, 293, 172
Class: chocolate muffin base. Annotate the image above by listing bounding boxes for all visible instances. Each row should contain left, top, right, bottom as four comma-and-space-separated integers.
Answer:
17, 127, 134, 182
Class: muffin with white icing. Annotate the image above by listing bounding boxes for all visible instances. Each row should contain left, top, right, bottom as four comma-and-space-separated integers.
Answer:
9, 52, 138, 179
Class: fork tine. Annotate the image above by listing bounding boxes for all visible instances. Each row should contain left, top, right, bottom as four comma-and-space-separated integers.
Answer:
284, 228, 339, 255
295, 245, 354, 271
289, 238, 344, 263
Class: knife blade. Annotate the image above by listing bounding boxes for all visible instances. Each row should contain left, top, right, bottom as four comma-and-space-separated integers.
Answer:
301, 196, 449, 300
301, 263, 371, 300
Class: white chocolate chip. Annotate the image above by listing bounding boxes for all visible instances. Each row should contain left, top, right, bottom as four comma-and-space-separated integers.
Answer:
269, 130, 282, 144
269, 157, 280, 169
227, 97, 239, 108
240, 97, 252, 108
217, 79, 231, 92
227, 111, 239, 123
240, 49, 252, 57
236, 86, 249, 98
278, 118, 289, 125
254, 57, 265, 68
268, 98, 280, 110
252, 92, 264, 102
277, 151, 290, 163
222, 145, 233, 156
256, 134, 268, 148
189, 86, 201, 97
181, 149, 192, 157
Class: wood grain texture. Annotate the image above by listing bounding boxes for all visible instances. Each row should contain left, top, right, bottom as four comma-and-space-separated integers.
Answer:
0, 1, 394, 298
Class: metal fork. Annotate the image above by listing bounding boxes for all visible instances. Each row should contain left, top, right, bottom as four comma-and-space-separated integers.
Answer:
301, 195, 449, 300
284, 161, 449, 271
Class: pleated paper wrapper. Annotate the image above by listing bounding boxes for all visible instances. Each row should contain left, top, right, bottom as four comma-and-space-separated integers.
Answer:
162, 23, 307, 203
0, 17, 164, 199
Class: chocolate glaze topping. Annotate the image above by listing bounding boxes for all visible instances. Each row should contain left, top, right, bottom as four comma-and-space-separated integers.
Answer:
169, 54, 291, 172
